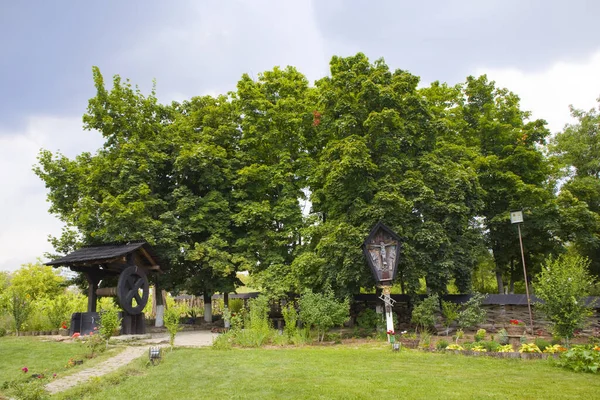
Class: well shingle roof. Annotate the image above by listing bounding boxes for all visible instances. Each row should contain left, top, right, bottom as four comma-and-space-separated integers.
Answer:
45, 241, 157, 267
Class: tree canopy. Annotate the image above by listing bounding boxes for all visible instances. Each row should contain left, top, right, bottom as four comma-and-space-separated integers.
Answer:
34, 53, 600, 298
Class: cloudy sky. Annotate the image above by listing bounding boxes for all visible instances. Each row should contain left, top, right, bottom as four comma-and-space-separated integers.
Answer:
1, 0, 599, 272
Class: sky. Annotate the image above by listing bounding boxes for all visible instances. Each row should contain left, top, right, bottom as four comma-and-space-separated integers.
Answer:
1, 0, 600, 272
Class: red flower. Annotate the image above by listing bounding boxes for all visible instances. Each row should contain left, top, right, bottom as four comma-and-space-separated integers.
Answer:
61, 321, 67, 329
22, 367, 28, 373
386, 330, 395, 335
72, 332, 80, 338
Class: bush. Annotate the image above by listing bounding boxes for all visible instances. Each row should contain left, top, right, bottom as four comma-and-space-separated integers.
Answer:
281, 303, 298, 338
497, 328, 509, 345
534, 338, 551, 352
82, 329, 104, 358
557, 345, 600, 373
534, 254, 597, 345
41, 294, 73, 330
482, 340, 500, 352
436, 339, 449, 351
0, 327, 6, 337
474, 329, 486, 342
3, 288, 32, 335
26, 307, 52, 332
212, 331, 233, 350
229, 298, 244, 314
299, 288, 349, 342
457, 293, 487, 329
356, 308, 380, 330
411, 294, 439, 334
441, 301, 460, 335
164, 303, 186, 350
99, 308, 122, 348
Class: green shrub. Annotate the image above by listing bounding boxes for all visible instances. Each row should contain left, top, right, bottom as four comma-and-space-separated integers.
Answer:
482, 340, 500, 352
356, 308, 380, 330
411, 294, 439, 334
230, 295, 273, 348
164, 303, 186, 350
557, 345, 600, 373
453, 328, 464, 344
234, 327, 272, 348
41, 294, 73, 330
436, 339, 449, 351
419, 332, 432, 349
25, 307, 52, 332
441, 301, 460, 335
0, 327, 6, 337
229, 298, 244, 314
534, 338, 551, 352
81, 329, 104, 358
99, 308, 122, 348
534, 254, 597, 346
497, 328, 509, 345
457, 293, 487, 329
299, 288, 349, 342
212, 332, 233, 350
248, 296, 271, 331
281, 303, 298, 338
474, 328, 486, 342
323, 332, 342, 343
3, 289, 32, 335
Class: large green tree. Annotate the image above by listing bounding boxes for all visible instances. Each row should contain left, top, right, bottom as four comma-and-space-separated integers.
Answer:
460, 75, 558, 293
35, 68, 242, 309
231, 67, 315, 298
550, 99, 600, 277
296, 54, 483, 297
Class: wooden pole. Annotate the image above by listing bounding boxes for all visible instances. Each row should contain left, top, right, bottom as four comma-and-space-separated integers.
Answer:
382, 286, 394, 342
518, 223, 535, 335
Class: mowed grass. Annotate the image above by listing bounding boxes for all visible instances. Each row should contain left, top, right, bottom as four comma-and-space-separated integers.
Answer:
57, 344, 600, 400
0, 336, 122, 397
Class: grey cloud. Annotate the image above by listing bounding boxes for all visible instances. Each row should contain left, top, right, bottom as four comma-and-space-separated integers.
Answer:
312, 0, 600, 84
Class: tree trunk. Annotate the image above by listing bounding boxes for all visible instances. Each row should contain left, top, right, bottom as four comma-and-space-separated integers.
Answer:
203, 293, 212, 323
155, 286, 164, 327
223, 292, 229, 309
495, 270, 504, 294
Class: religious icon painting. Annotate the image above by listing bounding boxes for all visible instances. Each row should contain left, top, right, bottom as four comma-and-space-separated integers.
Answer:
362, 222, 402, 285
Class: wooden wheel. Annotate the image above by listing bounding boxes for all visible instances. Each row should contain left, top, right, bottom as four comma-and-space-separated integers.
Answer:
117, 265, 149, 315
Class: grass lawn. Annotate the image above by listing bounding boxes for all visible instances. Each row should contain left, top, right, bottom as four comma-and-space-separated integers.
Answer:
56, 344, 600, 400
0, 336, 123, 398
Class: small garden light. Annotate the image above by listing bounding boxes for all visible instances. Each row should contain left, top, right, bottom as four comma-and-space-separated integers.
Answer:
149, 346, 161, 365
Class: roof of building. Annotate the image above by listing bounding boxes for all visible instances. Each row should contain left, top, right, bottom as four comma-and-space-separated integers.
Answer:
45, 241, 161, 269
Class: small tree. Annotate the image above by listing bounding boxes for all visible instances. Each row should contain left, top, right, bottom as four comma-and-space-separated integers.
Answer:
534, 254, 596, 347
281, 303, 298, 338
441, 301, 460, 336
2, 288, 32, 336
164, 303, 186, 351
411, 294, 439, 334
457, 293, 487, 330
43, 294, 72, 330
99, 308, 122, 349
299, 288, 349, 342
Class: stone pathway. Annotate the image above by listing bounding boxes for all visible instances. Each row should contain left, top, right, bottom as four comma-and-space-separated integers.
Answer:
45, 346, 147, 394
45, 331, 216, 394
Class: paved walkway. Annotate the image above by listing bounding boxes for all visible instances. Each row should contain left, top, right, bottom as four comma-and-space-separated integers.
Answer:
45, 330, 216, 394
